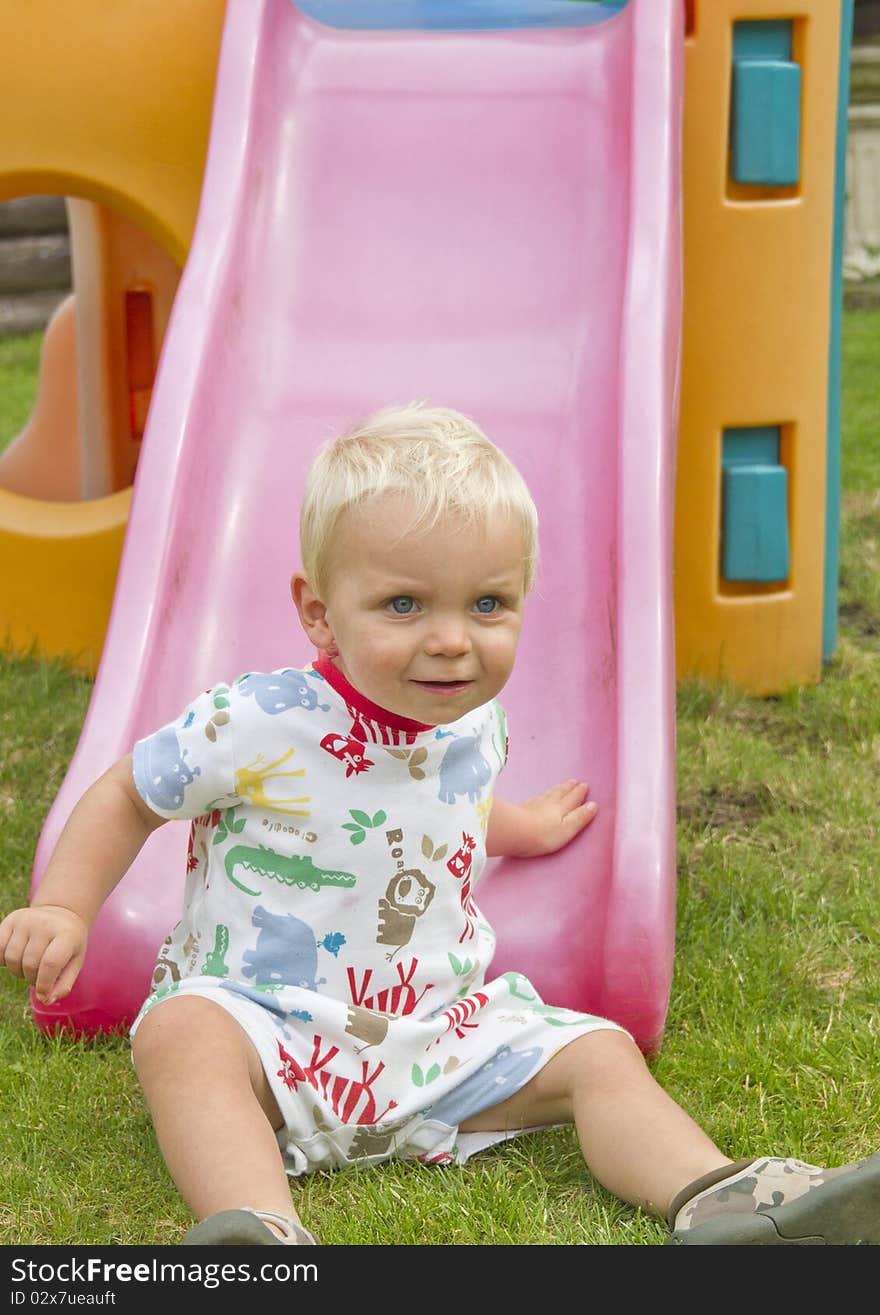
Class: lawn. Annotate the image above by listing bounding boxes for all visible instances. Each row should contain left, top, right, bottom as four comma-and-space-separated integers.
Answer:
0, 311, 878, 1247
0, 331, 42, 454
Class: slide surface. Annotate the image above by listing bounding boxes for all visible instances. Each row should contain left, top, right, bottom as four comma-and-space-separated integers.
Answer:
31, 0, 683, 1054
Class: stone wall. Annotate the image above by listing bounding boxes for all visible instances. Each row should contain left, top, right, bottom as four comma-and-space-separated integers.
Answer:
855, 0, 880, 41
0, 195, 71, 336
846, 38, 880, 302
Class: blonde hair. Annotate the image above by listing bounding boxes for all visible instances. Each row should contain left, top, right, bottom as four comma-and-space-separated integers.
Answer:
300, 402, 539, 595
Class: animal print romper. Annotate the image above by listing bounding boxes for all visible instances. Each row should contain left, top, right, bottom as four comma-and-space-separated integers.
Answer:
129, 655, 622, 1174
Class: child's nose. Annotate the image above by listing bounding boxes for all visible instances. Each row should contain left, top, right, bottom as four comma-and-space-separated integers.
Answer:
423, 616, 472, 657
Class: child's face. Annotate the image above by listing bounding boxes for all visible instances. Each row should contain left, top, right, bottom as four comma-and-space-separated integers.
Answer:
293, 494, 528, 724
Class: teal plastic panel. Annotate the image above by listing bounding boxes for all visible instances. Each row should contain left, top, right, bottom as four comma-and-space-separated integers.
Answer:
722, 426, 779, 467
731, 20, 800, 186
733, 20, 792, 61
732, 60, 800, 185
824, 0, 854, 665
722, 466, 789, 582
721, 428, 789, 583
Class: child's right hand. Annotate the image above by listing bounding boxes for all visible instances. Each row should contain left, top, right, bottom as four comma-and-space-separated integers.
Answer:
0, 905, 89, 1004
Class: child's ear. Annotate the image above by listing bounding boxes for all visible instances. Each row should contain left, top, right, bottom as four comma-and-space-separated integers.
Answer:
290, 572, 337, 654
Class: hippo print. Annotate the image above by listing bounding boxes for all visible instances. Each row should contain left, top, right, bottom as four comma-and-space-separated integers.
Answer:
437, 732, 492, 804
241, 905, 327, 990
238, 670, 330, 715
422, 1043, 542, 1126
138, 726, 200, 810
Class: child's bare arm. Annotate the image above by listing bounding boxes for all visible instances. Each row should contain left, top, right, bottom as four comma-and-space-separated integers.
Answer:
485, 780, 597, 859
0, 755, 166, 1005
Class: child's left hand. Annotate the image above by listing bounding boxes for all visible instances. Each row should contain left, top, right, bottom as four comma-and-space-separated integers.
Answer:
487, 781, 598, 859
518, 779, 598, 855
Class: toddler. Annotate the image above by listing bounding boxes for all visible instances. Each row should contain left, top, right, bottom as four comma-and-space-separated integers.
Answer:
2, 403, 878, 1247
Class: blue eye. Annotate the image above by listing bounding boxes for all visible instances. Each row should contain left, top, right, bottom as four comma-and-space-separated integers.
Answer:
388, 596, 417, 615
474, 596, 500, 615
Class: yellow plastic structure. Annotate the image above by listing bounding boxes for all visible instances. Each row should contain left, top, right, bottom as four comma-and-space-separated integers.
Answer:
676, 0, 846, 694
0, 0, 851, 692
0, 0, 225, 673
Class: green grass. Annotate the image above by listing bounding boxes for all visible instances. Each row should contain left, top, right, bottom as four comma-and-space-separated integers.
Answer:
839, 309, 880, 631
0, 331, 43, 454
0, 312, 878, 1247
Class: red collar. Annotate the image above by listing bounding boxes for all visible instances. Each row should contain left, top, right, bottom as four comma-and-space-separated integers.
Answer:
313, 653, 436, 734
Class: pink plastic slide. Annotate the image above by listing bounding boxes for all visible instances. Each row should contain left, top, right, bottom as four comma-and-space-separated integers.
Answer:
30, 0, 683, 1055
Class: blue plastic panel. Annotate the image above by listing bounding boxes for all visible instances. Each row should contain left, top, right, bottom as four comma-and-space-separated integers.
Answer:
721, 428, 789, 584
291, 0, 629, 30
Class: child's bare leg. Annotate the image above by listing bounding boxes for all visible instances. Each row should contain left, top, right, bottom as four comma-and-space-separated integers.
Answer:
132, 995, 304, 1236
458, 1028, 731, 1218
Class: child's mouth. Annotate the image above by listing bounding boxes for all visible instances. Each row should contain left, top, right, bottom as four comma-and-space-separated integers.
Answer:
412, 680, 472, 696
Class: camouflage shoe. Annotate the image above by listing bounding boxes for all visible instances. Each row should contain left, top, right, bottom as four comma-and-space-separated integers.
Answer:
668, 1152, 880, 1245
182, 1208, 319, 1245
